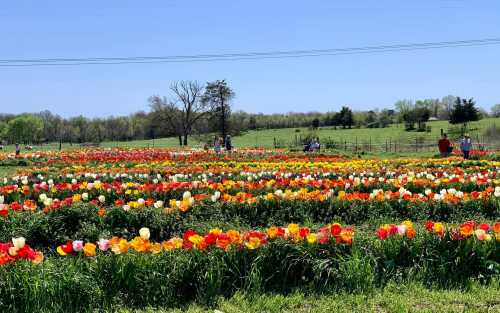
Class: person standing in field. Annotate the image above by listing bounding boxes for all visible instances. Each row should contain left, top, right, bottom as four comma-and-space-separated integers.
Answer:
460, 134, 472, 159
214, 136, 222, 154
438, 133, 451, 157
15, 143, 20, 157
225, 135, 232, 152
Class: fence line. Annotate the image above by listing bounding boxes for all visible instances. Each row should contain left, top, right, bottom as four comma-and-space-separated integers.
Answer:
273, 136, 500, 153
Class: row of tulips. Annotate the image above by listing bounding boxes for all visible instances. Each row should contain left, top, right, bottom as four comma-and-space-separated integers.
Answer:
376, 220, 500, 241
3, 162, 498, 191
1, 184, 499, 216
56, 223, 354, 258
21, 149, 498, 169
4, 151, 499, 184
0, 220, 495, 267
0, 237, 43, 265
52, 220, 499, 260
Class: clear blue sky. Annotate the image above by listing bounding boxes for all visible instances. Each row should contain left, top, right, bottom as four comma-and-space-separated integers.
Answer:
1, 0, 499, 118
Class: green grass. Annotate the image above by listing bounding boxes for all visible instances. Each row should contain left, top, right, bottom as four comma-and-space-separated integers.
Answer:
116, 282, 500, 313
232, 117, 500, 149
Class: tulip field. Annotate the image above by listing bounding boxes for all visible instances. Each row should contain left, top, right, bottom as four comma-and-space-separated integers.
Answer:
0, 148, 499, 312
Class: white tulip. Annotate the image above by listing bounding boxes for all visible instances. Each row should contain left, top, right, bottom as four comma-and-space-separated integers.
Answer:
183, 191, 191, 200
139, 227, 150, 240
397, 225, 407, 235
12, 237, 26, 250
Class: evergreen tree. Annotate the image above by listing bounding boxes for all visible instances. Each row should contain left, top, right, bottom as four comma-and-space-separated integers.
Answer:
339, 106, 354, 128
311, 118, 320, 129
450, 97, 480, 125
201, 80, 235, 140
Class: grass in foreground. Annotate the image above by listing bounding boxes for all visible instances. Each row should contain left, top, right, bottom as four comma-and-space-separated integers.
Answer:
116, 282, 500, 313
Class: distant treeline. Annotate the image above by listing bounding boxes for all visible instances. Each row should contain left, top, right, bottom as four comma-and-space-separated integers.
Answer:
0, 81, 495, 146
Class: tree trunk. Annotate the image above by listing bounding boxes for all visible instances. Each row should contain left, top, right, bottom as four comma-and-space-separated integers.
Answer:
183, 134, 188, 146
178, 135, 182, 146
220, 89, 227, 142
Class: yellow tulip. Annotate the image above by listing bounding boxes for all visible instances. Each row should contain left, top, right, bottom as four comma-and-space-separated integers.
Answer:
83, 243, 96, 257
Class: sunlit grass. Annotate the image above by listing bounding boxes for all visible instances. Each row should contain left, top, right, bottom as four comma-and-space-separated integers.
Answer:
117, 281, 500, 313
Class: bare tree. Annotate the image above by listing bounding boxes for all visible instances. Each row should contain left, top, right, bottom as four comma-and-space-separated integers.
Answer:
149, 80, 211, 146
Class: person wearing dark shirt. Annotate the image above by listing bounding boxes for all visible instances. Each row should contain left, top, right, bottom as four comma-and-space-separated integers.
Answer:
15, 143, 21, 157
225, 135, 232, 152
438, 134, 451, 157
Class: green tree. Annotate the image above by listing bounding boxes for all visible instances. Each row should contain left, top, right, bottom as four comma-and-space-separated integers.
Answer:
365, 110, 378, 128
414, 106, 430, 131
449, 97, 480, 128
6, 115, 43, 144
378, 109, 393, 128
0, 121, 7, 141
248, 116, 257, 130
491, 103, 500, 117
338, 106, 354, 128
69, 116, 89, 143
394, 99, 414, 123
311, 118, 320, 129
201, 80, 235, 140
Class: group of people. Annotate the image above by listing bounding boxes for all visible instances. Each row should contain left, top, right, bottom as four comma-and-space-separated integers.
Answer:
0, 143, 34, 156
303, 137, 321, 152
438, 133, 473, 159
211, 134, 232, 154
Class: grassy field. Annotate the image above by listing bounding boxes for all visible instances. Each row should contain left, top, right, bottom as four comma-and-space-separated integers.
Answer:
0, 117, 498, 153
117, 282, 500, 313
232, 117, 500, 149
101, 117, 500, 150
